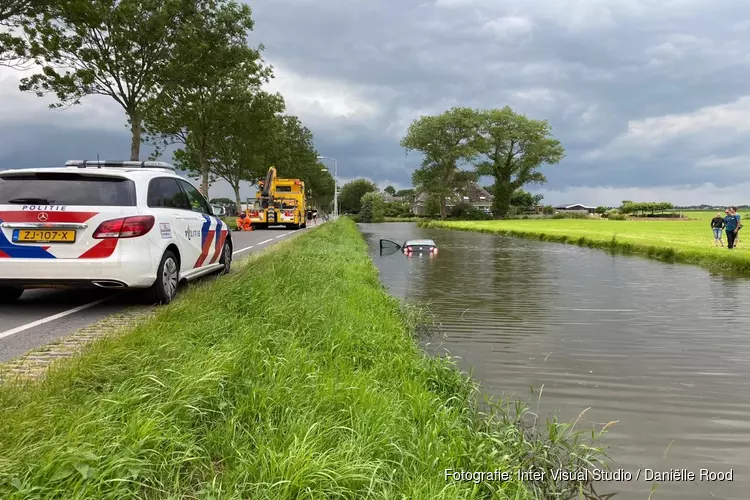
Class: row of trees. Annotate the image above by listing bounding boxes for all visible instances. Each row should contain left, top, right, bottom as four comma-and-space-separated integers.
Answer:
619, 201, 674, 215
2, 0, 334, 211
401, 106, 564, 218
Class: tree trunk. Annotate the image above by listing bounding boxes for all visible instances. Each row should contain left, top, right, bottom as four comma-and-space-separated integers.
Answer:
201, 163, 210, 197
233, 183, 242, 216
129, 112, 141, 161
440, 196, 447, 219
493, 174, 513, 217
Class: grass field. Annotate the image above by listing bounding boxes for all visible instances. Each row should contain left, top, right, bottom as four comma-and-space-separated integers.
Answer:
0, 218, 609, 499
421, 210, 750, 275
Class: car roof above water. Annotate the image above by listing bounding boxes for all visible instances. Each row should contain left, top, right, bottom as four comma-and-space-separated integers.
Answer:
404, 239, 437, 247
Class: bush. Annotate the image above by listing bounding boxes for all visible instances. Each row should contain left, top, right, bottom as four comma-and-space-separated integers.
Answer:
359, 192, 386, 222
608, 213, 628, 220
384, 201, 411, 218
595, 206, 608, 215
450, 203, 492, 220
552, 211, 590, 219
543, 205, 555, 215
634, 213, 682, 219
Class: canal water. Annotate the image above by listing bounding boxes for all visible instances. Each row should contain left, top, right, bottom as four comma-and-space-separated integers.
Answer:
361, 222, 750, 500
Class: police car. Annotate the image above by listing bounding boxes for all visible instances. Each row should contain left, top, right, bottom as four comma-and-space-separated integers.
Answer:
0, 160, 232, 304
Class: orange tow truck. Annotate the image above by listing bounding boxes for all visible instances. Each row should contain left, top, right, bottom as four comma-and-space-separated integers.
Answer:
248, 166, 307, 230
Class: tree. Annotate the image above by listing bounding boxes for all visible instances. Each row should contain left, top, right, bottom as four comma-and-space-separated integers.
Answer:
19, 0, 220, 160
339, 179, 378, 213
209, 91, 286, 211
401, 107, 480, 219
266, 116, 316, 179
384, 185, 396, 196
306, 166, 335, 211
424, 194, 441, 218
262, 115, 334, 209
510, 189, 544, 212
474, 107, 564, 217
143, 0, 268, 195
359, 192, 385, 223
0, 0, 47, 68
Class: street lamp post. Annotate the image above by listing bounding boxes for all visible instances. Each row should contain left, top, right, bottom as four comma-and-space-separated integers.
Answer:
317, 156, 338, 218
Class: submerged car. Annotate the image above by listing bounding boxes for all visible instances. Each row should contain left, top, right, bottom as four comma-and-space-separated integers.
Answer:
402, 239, 438, 255
379, 238, 438, 257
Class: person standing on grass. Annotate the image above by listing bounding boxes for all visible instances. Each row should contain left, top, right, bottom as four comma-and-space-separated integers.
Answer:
312, 209, 319, 225
711, 212, 725, 246
724, 208, 739, 249
732, 207, 742, 247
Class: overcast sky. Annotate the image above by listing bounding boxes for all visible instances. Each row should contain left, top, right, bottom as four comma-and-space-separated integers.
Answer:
3, 0, 750, 206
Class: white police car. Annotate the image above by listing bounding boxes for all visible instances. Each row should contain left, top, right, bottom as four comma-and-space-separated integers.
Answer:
0, 160, 232, 304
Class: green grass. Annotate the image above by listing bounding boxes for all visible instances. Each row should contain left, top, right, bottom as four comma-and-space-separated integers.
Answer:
0, 219, 611, 499
220, 216, 237, 230
383, 216, 423, 222
421, 210, 750, 275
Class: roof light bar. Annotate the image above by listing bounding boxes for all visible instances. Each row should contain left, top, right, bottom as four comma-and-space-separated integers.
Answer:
65, 160, 176, 170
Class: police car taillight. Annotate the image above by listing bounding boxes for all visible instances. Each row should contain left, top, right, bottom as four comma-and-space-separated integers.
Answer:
93, 216, 155, 238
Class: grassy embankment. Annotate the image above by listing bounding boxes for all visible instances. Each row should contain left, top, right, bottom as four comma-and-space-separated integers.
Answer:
421, 210, 750, 275
0, 219, 610, 499
384, 216, 423, 222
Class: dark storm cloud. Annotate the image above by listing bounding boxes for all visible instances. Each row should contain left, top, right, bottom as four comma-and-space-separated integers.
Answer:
247, 0, 750, 194
4, 0, 750, 204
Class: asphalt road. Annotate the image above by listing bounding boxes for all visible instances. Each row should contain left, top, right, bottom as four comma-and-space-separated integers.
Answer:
0, 225, 310, 363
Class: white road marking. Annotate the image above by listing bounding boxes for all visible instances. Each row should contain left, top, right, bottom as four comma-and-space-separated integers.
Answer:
232, 245, 254, 256
275, 234, 287, 239
0, 298, 109, 340
257, 238, 274, 245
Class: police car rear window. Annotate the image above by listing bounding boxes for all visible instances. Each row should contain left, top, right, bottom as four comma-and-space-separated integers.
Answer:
0, 173, 136, 206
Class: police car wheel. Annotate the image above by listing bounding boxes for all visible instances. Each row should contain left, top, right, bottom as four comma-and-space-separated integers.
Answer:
147, 250, 179, 305
219, 241, 232, 275
0, 286, 23, 303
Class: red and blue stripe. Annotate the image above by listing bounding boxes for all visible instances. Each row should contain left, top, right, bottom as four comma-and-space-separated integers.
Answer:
194, 214, 215, 268
209, 218, 227, 264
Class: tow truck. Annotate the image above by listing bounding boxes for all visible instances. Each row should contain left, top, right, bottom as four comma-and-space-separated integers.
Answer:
247, 166, 307, 230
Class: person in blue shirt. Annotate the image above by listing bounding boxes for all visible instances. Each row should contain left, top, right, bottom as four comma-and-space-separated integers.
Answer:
724, 208, 739, 249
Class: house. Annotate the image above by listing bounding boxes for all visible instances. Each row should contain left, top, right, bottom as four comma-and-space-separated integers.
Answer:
554, 204, 597, 214
382, 193, 404, 203
411, 183, 494, 215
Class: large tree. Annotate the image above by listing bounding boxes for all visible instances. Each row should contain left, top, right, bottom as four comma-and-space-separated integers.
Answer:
400, 107, 479, 219
474, 106, 564, 217
209, 91, 286, 211
19, 0, 223, 160
142, 0, 268, 196
339, 179, 378, 213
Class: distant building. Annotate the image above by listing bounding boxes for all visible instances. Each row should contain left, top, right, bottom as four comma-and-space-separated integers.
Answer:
411, 183, 494, 215
382, 192, 404, 203
554, 204, 597, 214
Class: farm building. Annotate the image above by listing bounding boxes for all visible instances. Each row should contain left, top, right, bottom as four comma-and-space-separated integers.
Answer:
554, 204, 597, 214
